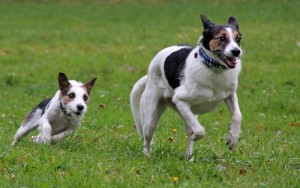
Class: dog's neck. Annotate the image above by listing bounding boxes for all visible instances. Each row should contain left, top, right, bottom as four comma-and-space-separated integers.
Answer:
198, 38, 228, 70
59, 102, 72, 117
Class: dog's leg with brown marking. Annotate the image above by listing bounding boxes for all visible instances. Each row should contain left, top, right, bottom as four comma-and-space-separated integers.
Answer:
184, 114, 198, 161
172, 92, 206, 150
224, 92, 242, 149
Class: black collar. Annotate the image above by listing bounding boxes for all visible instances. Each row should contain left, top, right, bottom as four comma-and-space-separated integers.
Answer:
60, 102, 72, 117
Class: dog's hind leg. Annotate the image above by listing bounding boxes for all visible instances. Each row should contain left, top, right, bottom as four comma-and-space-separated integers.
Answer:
11, 110, 40, 146
130, 75, 148, 137
140, 83, 166, 156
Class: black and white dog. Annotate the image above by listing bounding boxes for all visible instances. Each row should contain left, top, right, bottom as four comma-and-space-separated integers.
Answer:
130, 15, 243, 157
12, 73, 96, 145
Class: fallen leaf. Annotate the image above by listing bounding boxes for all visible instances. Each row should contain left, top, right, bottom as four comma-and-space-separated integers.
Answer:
98, 104, 107, 110
239, 168, 246, 175
289, 122, 300, 127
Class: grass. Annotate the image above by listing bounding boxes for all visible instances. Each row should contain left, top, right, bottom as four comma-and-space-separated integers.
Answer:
0, 0, 299, 187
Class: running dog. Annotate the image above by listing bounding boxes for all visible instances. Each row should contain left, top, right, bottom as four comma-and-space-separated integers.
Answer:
12, 73, 96, 145
130, 14, 243, 157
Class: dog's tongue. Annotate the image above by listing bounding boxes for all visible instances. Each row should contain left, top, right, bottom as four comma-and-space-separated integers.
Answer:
226, 57, 237, 68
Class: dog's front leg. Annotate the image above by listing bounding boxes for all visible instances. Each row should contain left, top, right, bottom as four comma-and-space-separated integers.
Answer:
184, 114, 198, 160
32, 119, 52, 144
51, 129, 75, 142
173, 96, 205, 157
224, 92, 242, 149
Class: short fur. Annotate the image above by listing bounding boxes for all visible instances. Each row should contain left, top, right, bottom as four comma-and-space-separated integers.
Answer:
12, 73, 96, 145
130, 14, 243, 158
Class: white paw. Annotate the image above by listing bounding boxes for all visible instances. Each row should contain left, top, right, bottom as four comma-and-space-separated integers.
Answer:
31, 136, 49, 144
143, 141, 152, 157
11, 141, 16, 146
227, 132, 240, 149
31, 136, 41, 143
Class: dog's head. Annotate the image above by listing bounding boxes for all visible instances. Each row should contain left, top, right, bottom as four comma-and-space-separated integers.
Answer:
200, 14, 242, 69
58, 72, 97, 116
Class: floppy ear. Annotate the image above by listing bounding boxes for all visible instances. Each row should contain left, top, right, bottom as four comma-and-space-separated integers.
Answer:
200, 14, 215, 29
228, 16, 239, 30
85, 78, 97, 95
58, 72, 70, 95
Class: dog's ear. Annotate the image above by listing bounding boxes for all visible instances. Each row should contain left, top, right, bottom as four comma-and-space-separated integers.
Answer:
200, 14, 215, 29
58, 72, 71, 95
85, 78, 97, 95
228, 16, 239, 30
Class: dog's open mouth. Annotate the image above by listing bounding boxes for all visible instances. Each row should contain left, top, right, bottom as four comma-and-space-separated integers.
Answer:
74, 111, 82, 116
219, 55, 237, 69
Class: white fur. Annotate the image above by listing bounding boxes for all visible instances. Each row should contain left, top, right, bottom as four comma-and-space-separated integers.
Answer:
12, 80, 92, 145
130, 29, 242, 158
225, 27, 243, 57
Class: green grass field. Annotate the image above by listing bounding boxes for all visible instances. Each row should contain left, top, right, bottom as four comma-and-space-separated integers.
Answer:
0, 0, 299, 187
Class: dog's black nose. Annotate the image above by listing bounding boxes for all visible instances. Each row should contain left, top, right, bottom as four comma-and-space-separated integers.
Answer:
231, 49, 241, 57
77, 105, 84, 111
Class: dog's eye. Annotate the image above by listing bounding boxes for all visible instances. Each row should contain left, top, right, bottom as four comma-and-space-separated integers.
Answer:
236, 35, 242, 42
68, 93, 75, 99
83, 95, 88, 101
217, 36, 226, 42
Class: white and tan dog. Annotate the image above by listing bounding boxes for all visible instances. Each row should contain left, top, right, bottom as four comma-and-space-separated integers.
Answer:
12, 73, 96, 145
130, 14, 243, 157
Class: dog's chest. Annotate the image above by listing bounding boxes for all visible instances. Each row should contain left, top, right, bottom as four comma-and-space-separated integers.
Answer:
186, 69, 238, 100
184, 76, 237, 114
49, 115, 80, 135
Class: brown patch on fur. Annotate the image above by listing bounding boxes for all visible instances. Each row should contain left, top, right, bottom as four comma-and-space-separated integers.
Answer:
74, 86, 89, 104
61, 92, 75, 105
209, 30, 229, 52
62, 95, 73, 105
233, 31, 241, 45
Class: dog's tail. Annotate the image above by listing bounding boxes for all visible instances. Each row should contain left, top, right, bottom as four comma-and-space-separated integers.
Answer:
11, 99, 51, 146
11, 111, 41, 146
130, 75, 148, 137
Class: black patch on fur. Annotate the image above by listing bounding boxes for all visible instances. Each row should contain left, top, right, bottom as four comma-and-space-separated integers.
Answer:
40, 98, 52, 115
164, 46, 193, 89
201, 25, 241, 50
22, 98, 52, 125
202, 25, 226, 50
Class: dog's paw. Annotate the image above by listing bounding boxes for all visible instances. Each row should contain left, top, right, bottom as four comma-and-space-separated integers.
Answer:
11, 141, 16, 146
31, 136, 41, 143
31, 136, 50, 144
143, 140, 152, 157
226, 133, 240, 149
143, 144, 152, 157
